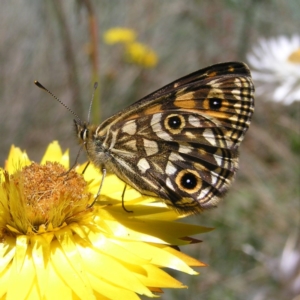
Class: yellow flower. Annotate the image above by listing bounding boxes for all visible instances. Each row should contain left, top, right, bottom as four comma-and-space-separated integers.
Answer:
0, 141, 211, 300
125, 42, 158, 68
103, 28, 137, 45
103, 27, 158, 68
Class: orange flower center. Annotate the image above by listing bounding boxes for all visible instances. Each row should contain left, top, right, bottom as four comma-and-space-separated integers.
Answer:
1, 162, 93, 235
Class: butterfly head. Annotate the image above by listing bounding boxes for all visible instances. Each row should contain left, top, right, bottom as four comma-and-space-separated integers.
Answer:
74, 119, 90, 145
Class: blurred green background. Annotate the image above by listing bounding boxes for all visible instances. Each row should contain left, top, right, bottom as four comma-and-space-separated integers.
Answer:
0, 1, 299, 299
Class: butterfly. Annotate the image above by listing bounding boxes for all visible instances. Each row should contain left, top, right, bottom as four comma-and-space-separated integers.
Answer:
45, 61, 255, 214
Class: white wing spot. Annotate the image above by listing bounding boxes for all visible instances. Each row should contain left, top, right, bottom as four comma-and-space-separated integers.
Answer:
165, 161, 177, 175
229, 115, 239, 122
206, 78, 221, 87
151, 113, 162, 124
203, 129, 217, 146
234, 78, 242, 87
186, 131, 197, 139
210, 172, 218, 185
188, 115, 201, 127
143, 139, 159, 156
197, 187, 210, 200
157, 131, 173, 140
169, 152, 183, 162
137, 158, 150, 174
123, 140, 138, 151
122, 120, 137, 135
213, 154, 222, 167
108, 129, 118, 150
179, 144, 193, 154
166, 178, 176, 191
232, 89, 241, 101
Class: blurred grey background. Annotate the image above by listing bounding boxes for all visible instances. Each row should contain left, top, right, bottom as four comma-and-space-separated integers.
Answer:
0, 1, 299, 299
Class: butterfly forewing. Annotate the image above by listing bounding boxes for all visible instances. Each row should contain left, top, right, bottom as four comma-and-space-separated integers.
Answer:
80, 62, 254, 214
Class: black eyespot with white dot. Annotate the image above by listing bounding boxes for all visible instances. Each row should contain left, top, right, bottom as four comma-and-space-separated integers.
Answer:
180, 173, 198, 189
164, 114, 186, 134
175, 170, 202, 193
168, 115, 182, 129
209, 97, 222, 110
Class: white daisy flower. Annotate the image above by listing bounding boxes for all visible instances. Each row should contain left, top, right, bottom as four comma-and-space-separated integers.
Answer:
247, 35, 300, 104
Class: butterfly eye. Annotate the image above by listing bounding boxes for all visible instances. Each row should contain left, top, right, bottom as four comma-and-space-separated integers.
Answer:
209, 98, 222, 110
80, 129, 88, 141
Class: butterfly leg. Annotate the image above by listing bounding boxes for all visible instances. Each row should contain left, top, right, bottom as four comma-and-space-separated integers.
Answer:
69, 144, 86, 173
81, 161, 90, 174
121, 184, 133, 213
88, 168, 107, 208
59, 145, 86, 177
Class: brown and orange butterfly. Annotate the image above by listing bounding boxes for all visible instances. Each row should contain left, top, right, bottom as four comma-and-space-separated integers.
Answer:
37, 62, 255, 214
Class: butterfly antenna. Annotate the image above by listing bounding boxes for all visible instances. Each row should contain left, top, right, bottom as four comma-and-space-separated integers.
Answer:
34, 80, 82, 122
87, 82, 98, 124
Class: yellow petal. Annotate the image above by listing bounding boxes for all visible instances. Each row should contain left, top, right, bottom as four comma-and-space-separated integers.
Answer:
136, 264, 186, 288
31, 236, 50, 297
50, 238, 95, 300
6, 243, 35, 300
115, 241, 198, 274
40, 141, 64, 166
15, 235, 29, 272
0, 267, 10, 298
60, 149, 70, 169
0, 238, 15, 272
88, 273, 143, 300
45, 262, 73, 300
84, 232, 147, 266
78, 243, 154, 297
165, 246, 206, 267
4, 145, 31, 173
